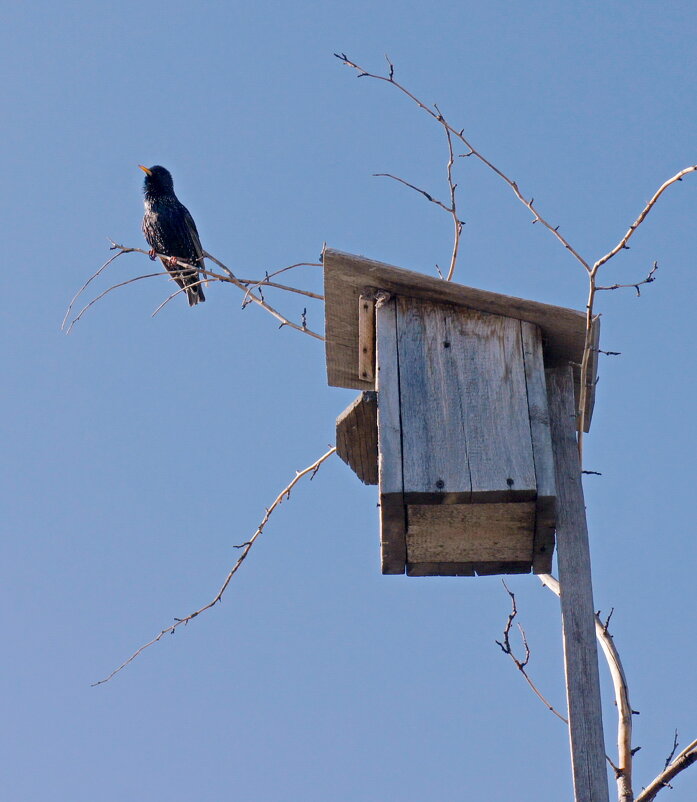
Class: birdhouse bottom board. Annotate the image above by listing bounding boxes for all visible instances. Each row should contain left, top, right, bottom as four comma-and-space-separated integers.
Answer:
376, 295, 556, 577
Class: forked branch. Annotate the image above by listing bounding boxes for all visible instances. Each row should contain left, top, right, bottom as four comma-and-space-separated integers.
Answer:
63, 244, 324, 340
335, 52, 591, 274
495, 581, 567, 723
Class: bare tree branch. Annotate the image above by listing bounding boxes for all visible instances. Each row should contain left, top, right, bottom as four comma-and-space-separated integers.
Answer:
373, 173, 453, 213
596, 262, 658, 297
593, 166, 697, 273
335, 52, 592, 273
495, 581, 568, 723
92, 446, 337, 686
65, 245, 325, 340
636, 739, 697, 802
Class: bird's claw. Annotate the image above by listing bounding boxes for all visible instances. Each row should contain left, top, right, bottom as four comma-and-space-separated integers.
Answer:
168, 256, 180, 268
148, 248, 157, 261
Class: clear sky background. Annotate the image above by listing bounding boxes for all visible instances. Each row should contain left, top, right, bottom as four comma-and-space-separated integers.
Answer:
2, 2, 696, 800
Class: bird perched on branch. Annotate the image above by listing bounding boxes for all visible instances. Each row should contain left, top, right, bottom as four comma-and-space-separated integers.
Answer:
139, 164, 206, 306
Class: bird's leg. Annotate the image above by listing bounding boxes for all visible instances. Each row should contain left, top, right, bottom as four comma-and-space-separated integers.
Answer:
148, 248, 157, 261
168, 256, 180, 268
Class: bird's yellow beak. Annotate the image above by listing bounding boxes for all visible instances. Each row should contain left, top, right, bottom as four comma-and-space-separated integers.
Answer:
138, 165, 152, 176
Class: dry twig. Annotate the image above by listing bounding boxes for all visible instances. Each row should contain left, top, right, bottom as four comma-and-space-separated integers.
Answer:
335, 52, 591, 274
636, 739, 697, 802
64, 243, 324, 340
92, 446, 337, 686
495, 581, 567, 723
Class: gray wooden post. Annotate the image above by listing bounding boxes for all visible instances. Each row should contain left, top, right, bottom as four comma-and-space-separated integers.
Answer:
547, 366, 609, 802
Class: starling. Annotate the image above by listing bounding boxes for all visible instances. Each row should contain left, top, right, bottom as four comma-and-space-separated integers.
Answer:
139, 165, 206, 306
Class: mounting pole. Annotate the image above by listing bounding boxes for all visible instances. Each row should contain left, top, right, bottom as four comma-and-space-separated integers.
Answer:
547, 366, 609, 802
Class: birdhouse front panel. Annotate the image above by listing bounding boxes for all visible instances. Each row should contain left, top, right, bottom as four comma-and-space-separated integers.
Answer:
376, 294, 556, 577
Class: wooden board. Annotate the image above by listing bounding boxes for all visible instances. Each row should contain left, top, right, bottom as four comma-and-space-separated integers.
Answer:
406, 503, 535, 563
357, 295, 375, 382
376, 296, 406, 574
335, 392, 378, 485
397, 298, 537, 503
324, 248, 598, 431
406, 561, 531, 576
546, 366, 609, 802
522, 322, 557, 573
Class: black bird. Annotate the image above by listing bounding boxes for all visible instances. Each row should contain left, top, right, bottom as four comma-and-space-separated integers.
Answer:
139, 165, 206, 306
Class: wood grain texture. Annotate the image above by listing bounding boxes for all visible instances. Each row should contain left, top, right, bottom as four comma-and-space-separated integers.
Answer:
406, 502, 535, 562
335, 392, 378, 486
397, 298, 536, 503
376, 296, 406, 574
396, 298, 471, 501
406, 562, 475, 577
406, 561, 530, 576
547, 366, 609, 802
521, 322, 557, 573
358, 294, 376, 383
324, 248, 597, 429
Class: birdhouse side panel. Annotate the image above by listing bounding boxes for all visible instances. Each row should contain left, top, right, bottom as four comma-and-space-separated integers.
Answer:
521, 322, 557, 573
376, 297, 407, 574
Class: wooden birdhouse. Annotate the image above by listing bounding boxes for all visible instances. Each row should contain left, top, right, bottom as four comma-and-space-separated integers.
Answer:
325, 249, 599, 577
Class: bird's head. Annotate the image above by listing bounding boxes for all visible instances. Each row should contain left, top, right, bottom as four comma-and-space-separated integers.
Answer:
139, 164, 175, 197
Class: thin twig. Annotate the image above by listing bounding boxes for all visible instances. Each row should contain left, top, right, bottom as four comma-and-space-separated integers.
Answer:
204, 251, 324, 340
636, 739, 697, 802
495, 581, 567, 723
64, 272, 169, 334
596, 262, 658, 297
593, 167, 697, 272
66, 245, 325, 341
439, 119, 463, 281
335, 52, 591, 272
92, 446, 337, 686
373, 173, 452, 213
61, 248, 129, 331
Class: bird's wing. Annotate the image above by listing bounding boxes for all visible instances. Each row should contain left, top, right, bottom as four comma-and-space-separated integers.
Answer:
181, 206, 206, 269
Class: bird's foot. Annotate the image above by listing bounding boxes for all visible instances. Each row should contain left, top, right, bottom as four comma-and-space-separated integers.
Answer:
148, 248, 157, 261
168, 256, 180, 268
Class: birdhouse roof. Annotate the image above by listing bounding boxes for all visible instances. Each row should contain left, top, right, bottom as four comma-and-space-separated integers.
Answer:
323, 248, 598, 430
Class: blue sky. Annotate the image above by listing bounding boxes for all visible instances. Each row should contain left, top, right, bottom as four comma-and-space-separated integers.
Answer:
2, 2, 696, 800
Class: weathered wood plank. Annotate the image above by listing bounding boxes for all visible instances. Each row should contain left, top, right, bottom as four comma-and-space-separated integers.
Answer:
471, 561, 531, 576
406, 560, 531, 576
396, 298, 471, 502
521, 322, 557, 573
396, 299, 536, 503
376, 295, 406, 574
547, 366, 609, 802
407, 562, 476, 577
324, 248, 598, 429
455, 309, 536, 500
406, 502, 535, 563
358, 294, 376, 383
335, 392, 378, 485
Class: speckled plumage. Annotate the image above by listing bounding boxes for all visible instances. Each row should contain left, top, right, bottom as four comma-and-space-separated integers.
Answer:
140, 165, 206, 306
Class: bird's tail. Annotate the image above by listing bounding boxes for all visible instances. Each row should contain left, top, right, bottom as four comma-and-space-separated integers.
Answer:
186, 282, 206, 306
